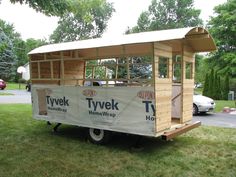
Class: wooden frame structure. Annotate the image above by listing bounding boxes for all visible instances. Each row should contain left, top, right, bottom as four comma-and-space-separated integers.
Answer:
29, 27, 216, 141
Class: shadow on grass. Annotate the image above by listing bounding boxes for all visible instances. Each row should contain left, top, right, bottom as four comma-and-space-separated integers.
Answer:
43, 122, 190, 154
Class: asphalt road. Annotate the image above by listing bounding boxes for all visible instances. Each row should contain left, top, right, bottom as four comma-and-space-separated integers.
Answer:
0, 90, 235, 128
0, 90, 31, 104
193, 112, 236, 128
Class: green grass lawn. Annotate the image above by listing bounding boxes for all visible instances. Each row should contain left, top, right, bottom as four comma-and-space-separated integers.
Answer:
215, 100, 236, 112
0, 92, 14, 96
5, 82, 26, 90
0, 104, 236, 177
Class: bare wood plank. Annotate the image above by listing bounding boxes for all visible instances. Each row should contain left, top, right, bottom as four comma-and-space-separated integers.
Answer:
154, 50, 172, 58
50, 61, 53, 79
60, 52, 64, 85
38, 62, 41, 79
154, 42, 172, 51
125, 43, 153, 56
185, 34, 210, 40
155, 79, 172, 84
162, 121, 201, 140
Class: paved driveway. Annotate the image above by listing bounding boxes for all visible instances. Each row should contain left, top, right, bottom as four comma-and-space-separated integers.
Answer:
0, 90, 31, 104
193, 113, 236, 128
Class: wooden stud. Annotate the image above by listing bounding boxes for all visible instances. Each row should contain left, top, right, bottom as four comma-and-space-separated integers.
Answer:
50, 61, 53, 79
180, 44, 195, 123
115, 58, 118, 81
126, 57, 130, 80
60, 51, 64, 85
75, 50, 79, 58
180, 44, 185, 123
153, 42, 172, 132
38, 62, 41, 79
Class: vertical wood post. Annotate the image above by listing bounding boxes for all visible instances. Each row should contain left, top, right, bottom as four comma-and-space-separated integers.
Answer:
60, 51, 64, 85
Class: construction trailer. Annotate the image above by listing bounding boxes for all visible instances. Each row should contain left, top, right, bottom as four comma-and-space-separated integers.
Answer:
29, 27, 216, 144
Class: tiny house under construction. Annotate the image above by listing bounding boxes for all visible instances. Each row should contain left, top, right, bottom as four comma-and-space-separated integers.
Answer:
29, 27, 216, 143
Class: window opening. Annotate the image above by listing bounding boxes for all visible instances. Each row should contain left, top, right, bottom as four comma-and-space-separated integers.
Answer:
158, 57, 169, 78
185, 62, 193, 79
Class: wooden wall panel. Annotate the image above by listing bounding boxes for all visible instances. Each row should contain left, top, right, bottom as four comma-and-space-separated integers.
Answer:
64, 60, 84, 78
62, 50, 75, 59
31, 80, 60, 85
79, 48, 97, 59
98, 46, 123, 58
78, 43, 153, 59
64, 60, 85, 86
46, 52, 61, 60
154, 42, 172, 133
40, 62, 51, 79
30, 54, 44, 61
181, 45, 195, 123
53, 61, 60, 79
31, 63, 38, 78
154, 43, 172, 58
125, 43, 153, 56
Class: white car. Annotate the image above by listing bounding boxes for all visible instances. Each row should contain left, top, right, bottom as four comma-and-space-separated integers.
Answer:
193, 94, 216, 115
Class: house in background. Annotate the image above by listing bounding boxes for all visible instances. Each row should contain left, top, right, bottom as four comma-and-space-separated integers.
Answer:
22, 62, 30, 81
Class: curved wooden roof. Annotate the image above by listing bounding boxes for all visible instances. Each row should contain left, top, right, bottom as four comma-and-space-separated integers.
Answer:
29, 27, 216, 55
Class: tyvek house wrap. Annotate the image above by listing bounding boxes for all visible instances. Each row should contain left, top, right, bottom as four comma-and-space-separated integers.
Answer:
32, 85, 156, 136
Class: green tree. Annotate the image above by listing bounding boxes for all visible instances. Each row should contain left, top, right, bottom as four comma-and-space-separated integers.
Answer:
9, 0, 71, 16
130, 11, 151, 33
208, 69, 215, 98
0, 19, 26, 81
25, 38, 46, 54
0, 19, 21, 40
203, 69, 227, 100
213, 71, 222, 100
0, 19, 46, 81
194, 54, 205, 83
16, 38, 46, 66
129, 0, 203, 33
218, 75, 222, 99
50, 0, 114, 43
0, 29, 17, 80
0, 19, 21, 81
217, 74, 222, 100
222, 74, 230, 100
0, 19, 26, 65
203, 73, 209, 97
207, 0, 236, 77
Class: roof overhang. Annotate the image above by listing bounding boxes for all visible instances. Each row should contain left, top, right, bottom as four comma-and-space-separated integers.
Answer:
29, 27, 216, 55
184, 27, 216, 52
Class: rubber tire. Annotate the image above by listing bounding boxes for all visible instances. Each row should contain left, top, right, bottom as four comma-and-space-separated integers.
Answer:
87, 128, 111, 145
193, 104, 198, 115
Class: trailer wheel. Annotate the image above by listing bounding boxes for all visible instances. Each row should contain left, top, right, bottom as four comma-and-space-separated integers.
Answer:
88, 128, 111, 145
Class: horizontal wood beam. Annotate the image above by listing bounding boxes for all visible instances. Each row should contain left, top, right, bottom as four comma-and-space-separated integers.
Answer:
185, 34, 210, 40
161, 121, 201, 141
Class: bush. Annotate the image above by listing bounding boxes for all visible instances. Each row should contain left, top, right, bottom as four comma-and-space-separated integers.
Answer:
18, 78, 27, 84
203, 69, 231, 100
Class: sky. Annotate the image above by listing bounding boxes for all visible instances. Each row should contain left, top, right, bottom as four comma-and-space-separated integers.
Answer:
0, 0, 228, 40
